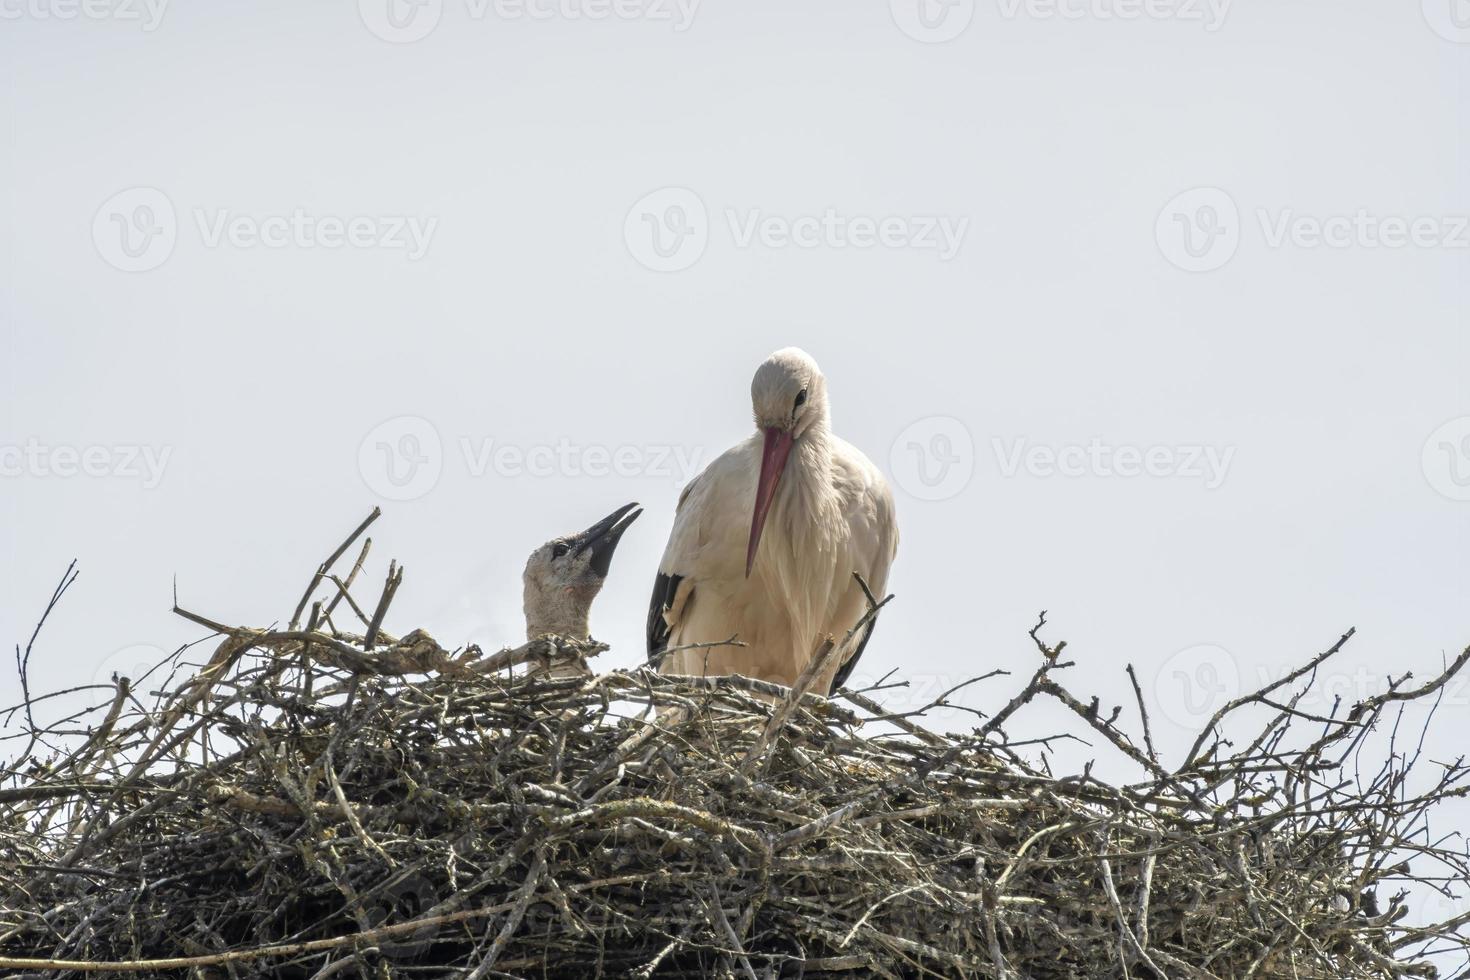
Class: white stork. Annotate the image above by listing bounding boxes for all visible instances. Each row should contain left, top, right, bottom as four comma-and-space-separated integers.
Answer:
647, 348, 898, 695
523, 502, 642, 642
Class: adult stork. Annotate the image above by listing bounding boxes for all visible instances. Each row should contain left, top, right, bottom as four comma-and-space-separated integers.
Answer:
647, 348, 897, 695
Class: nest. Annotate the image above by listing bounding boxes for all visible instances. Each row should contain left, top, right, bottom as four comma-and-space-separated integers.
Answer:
2, 510, 1468, 979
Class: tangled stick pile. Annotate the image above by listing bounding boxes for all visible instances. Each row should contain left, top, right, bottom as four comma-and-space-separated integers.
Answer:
2, 512, 1468, 978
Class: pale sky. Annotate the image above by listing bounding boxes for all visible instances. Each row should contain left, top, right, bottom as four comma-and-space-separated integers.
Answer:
2, 0, 1468, 941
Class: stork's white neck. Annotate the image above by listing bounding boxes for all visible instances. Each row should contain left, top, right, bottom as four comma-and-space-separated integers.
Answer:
777, 414, 840, 525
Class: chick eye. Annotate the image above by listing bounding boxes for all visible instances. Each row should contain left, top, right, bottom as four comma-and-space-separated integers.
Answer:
794, 388, 808, 410
551, 543, 569, 559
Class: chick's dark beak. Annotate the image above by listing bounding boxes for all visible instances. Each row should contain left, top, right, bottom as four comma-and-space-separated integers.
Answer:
570, 502, 643, 578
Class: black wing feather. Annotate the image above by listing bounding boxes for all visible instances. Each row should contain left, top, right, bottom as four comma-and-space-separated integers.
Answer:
646, 571, 683, 664
829, 613, 880, 694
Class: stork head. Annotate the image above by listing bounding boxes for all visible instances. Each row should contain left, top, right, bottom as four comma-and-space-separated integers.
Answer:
746, 347, 827, 576
522, 502, 642, 641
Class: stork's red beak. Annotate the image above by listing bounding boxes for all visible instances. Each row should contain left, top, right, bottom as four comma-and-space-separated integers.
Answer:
746, 427, 794, 577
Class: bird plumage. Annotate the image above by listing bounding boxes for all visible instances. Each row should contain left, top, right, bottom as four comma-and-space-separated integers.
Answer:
647, 348, 897, 694
524, 502, 642, 642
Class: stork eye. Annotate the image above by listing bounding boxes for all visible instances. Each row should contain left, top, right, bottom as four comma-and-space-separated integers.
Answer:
794, 388, 808, 410
551, 543, 569, 559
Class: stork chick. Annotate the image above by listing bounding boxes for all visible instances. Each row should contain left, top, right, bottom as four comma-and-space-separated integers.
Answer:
523, 502, 642, 642
647, 348, 898, 695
